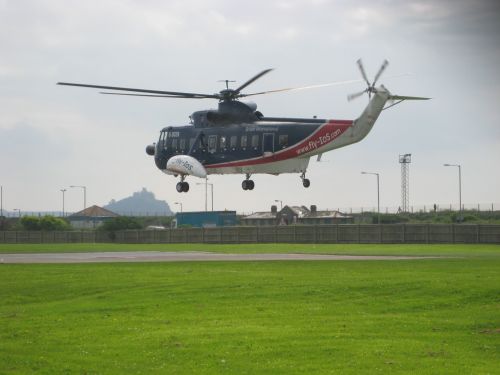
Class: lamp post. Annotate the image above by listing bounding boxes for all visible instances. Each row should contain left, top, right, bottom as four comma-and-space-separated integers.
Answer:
274, 199, 283, 210
174, 202, 183, 213
60, 189, 67, 217
70, 185, 86, 211
0, 185, 3, 217
443, 164, 462, 211
361, 171, 380, 223
207, 182, 213, 211
196, 179, 214, 211
13, 208, 21, 218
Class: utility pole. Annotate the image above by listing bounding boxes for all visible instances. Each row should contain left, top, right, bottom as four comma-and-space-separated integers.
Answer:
399, 154, 411, 212
60, 189, 67, 217
70, 185, 87, 211
361, 171, 380, 224
444, 164, 462, 211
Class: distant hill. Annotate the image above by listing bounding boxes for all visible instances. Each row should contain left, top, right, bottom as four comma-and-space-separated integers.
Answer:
104, 188, 173, 216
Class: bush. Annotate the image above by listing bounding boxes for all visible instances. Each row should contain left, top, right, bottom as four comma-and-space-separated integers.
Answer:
99, 217, 143, 231
20, 216, 70, 231
20, 216, 41, 230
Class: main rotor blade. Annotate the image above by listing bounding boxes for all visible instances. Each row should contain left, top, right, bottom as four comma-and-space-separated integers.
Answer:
242, 79, 364, 97
347, 89, 367, 101
234, 69, 273, 94
373, 59, 389, 86
100, 92, 207, 99
356, 59, 371, 87
57, 82, 218, 99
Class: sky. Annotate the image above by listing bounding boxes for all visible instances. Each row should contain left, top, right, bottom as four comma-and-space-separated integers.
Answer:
1, 0, 500, 215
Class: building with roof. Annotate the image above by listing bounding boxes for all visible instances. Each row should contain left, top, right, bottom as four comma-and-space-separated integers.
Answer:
68, 205, 119, 229
241, 205, 353, 226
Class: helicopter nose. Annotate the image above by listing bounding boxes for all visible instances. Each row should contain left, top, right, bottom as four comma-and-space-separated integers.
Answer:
146, 143, 155, 156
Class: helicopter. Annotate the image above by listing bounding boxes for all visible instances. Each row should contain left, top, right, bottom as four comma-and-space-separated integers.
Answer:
58, 60, 428, 193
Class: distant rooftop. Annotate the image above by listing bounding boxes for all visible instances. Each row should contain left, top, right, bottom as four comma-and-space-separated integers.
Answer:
69, 205, 119, 218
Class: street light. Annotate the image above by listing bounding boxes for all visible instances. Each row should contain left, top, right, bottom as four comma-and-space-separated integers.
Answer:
443, 164, 462, 211
361, 171, 380, 223
274, 199, 283, 210
60, 189, 67, 217
13, 208, 21, 218
196, 179, 214, 211
70, 185, 87, 210
174, 202, 183, 213
0, 185, 3, 217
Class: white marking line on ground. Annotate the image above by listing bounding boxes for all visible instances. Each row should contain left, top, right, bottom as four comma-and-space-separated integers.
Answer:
0, 251, 443, 264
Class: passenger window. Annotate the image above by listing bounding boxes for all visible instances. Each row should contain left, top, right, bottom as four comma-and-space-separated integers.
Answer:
189, 138, 196, 150
230, 136, 237, 149
208, 135, 217, 153
179, 138, 186, 151
279, 134, 288, 148
241, 135, 248, 149
171, 138, 178, 150
220, 136, 227, 150
251, 134, 259, 149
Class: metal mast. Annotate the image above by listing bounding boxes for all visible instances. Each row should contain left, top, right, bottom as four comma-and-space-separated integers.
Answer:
399, 154, 411, 212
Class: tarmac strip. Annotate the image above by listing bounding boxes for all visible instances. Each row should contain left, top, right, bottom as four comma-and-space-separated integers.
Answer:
0, 251, 439, 264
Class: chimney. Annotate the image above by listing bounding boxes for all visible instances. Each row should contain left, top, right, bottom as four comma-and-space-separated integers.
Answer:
271, 205, 277, 214
310, 205, 317, 213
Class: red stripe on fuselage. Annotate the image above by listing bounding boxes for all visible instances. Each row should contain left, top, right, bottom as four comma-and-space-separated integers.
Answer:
205, 119, 352, 169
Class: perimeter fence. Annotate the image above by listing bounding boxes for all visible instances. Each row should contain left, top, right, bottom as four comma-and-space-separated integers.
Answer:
1, 224, 499, 244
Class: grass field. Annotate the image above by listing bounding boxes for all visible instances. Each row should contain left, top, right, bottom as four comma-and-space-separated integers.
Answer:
1, 244, 499, 374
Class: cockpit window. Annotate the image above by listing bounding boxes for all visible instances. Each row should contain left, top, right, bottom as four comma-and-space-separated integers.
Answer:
158, 131, 167, 150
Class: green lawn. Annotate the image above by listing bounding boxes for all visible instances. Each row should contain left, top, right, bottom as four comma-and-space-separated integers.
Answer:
1, 242, 499, 258
1, 245, 499, 374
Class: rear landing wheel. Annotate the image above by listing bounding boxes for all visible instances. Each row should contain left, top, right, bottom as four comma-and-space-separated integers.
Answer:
302, 178, 310, 188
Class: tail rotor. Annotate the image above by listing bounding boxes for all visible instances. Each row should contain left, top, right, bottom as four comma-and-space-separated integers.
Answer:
348, 59, 389, 101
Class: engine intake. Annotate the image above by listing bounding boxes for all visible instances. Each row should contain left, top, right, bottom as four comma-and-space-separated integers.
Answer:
145, 144, 155, 156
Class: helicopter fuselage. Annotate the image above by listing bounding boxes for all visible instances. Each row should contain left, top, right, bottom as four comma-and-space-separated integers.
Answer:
148, 87, 391, 193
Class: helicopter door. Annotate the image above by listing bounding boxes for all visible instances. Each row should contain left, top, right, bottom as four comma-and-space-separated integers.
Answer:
263, 133, 274, 154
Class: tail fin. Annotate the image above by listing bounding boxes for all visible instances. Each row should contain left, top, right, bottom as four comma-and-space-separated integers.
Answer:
389, 94, 430, 101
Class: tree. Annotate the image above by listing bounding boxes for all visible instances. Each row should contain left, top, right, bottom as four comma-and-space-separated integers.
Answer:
40, 216, 71, 231
99, 217, 143, 231
20, 216, 70, 231
20, 216, 41, 230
